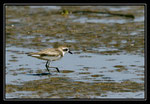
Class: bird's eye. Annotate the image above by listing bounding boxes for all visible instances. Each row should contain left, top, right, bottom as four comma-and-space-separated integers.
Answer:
63, 49, 68, 51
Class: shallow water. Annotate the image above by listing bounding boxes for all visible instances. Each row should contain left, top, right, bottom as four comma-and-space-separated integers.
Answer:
5, 5, 145, 99
6, 46, 144, 84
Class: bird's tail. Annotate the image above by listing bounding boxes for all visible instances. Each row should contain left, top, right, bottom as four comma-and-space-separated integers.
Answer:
26, 52, 40, 57
26, 52, 34, 56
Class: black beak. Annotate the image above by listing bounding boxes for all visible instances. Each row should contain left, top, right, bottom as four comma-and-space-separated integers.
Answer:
68, 50, 73, 54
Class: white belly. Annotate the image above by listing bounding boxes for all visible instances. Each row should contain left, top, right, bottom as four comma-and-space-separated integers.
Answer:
42, 55, 62, 61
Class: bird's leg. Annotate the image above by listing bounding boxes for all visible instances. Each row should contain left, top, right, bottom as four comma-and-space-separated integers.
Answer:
49, 66, 60, 73
48, 62, 60, 73
46, 60, 60, 73
45, 60, 50, 73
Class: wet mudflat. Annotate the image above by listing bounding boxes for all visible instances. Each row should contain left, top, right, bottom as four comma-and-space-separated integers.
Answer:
5, 6, 145, 99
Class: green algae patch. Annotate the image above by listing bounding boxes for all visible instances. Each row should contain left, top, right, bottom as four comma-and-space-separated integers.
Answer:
61, 70, 75, 73
113, 65, 128, 72
6, 77, 144, 98
6, 6, 144, 55
78, 72, 91, 74
91, 74, 103, 77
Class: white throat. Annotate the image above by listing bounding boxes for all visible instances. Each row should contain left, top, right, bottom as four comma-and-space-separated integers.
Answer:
62, 51, 66, 56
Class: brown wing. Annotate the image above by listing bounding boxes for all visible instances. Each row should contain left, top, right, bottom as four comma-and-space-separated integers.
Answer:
36, 48, 62, 57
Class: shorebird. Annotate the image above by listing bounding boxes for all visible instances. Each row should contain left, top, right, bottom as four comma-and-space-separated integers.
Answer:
27, 46, 73, 73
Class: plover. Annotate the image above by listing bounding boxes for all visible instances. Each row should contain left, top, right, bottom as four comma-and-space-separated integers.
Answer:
27, 46, 73, 73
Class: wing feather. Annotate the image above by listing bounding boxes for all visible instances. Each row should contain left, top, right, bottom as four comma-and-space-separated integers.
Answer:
37, 48, 62, 57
